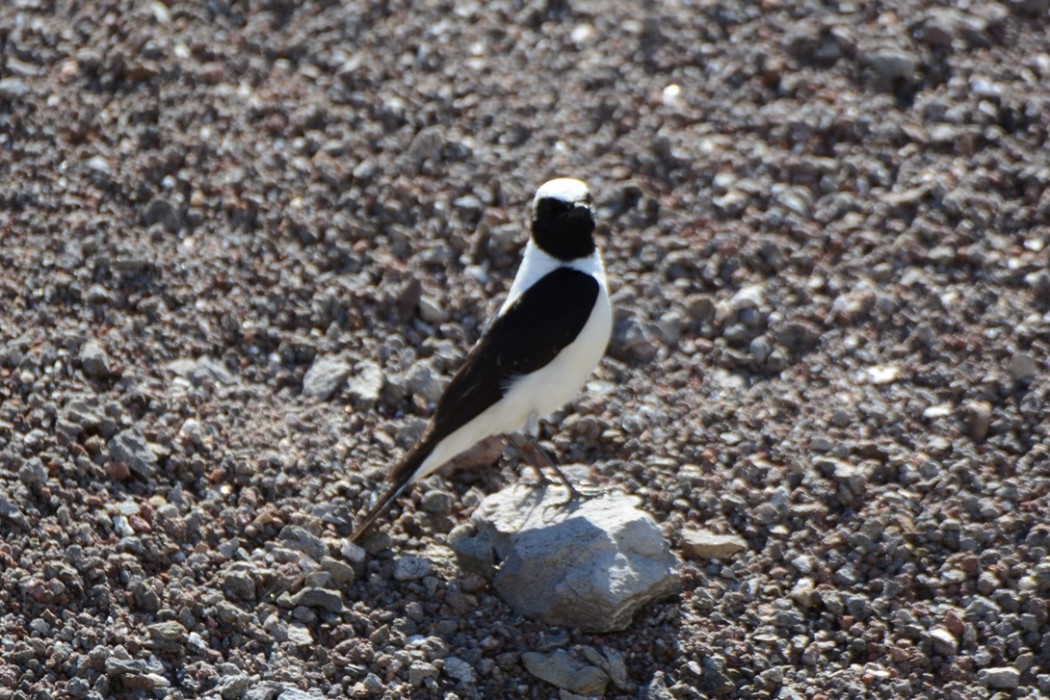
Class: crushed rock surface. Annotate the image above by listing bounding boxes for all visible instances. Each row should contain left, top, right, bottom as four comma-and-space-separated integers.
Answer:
1, 1, 1049, 698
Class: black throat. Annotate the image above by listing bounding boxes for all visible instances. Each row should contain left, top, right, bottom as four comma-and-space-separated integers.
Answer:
531, 198, 596, 261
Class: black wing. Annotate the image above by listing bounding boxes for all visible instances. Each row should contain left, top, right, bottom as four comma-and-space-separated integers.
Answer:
388, 267, 599, 484
349, 267, 599, 543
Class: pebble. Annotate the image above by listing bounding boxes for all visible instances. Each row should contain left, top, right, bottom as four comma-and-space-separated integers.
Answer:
147, 620, 188, 653
320, 557, 355, 585
405, 362, 444, 402
286, 588, 343, 613
418, 296, 449, 324
18, 458, 48, 486
278, 524, 328, 562
347, 360, 385, 409
0, 77, 29, 100
143, 196, 182, 232
521, 650, 609, 696
681, 528, 748, 559
287, 623, 314, 646
861, 46, 919, 83
220, 566, 258, 600
442, 656, 476, 684
984, 666, 1020, 689
394, 555, 433, 581
216, 674, 252, 700
302, 357, 352, 400
1007, 352, 1037, 383
79, 340, 113, 379
928, 627, 958, 655
107, 429, 158, 478
407, 659, 439, 686
421, 489, 454, 514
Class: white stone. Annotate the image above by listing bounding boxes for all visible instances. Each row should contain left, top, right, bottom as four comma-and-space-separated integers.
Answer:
465, 484, 680, 632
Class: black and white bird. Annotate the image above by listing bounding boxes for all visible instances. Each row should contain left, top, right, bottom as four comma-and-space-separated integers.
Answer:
349, 177, 613, 543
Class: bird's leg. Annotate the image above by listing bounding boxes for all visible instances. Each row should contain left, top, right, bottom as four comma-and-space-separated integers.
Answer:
509, 433, 598, 501
506, 433, 551, 487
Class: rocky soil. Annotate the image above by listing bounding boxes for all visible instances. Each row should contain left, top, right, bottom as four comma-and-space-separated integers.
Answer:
2, 0, 1049, 698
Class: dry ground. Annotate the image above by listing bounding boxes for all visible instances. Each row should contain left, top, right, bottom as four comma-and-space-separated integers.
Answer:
1, 1, 1049, 698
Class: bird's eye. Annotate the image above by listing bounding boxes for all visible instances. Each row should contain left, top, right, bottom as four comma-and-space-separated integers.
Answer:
537, 198, 571, 216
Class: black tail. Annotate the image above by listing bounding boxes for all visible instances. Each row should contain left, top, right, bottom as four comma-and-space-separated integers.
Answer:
348, 444, 429, 544
347, 478, 414, 544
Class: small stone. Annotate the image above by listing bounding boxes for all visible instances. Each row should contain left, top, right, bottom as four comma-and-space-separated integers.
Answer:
977, 570, 999, 595
0, 78, 30, 100
966, 401, 993, 441
730, 284, 765, 312
687, 295, 717, 325
60, 396, 106, 434
278, 690, 321, 700
928, 627, 958, 656
287, 587, 343, 613
655, 309, 688, 345
287, 622, 314, 646
405, 362, 443, 403
79, 340, 113, 379
108, 429, 158, 478
580, 645, 629, 690
302, 357, 352, 400
394, 555, 433, 581
421, 490, 454, 514
408, 126, 444, 164
771, 184, 811, 218
148, 621, 188, 654
18, 459, 48, 486
749, 336, 773, 365
1007, 352, 1037, 383
448, 523, 496, 579
774, 321, 820, 352
220, 566, 257, 600
713, 190, 749, 217
320, 557, 355, 585
442, 656, 475, 684
814, 457, 866, 496
178, 417, 205, 445
167, 356, 233, 385
680, 528, 748, 559
407, 660, 438, 686
866, 364, 901, 385
143, 196, 182, 232
522, 650, 609, 696
278, 524, 328, 562
614, 315, 658, 361
790, 577, 817, 608
347, 360, 385, 410
216, 674, 252, 700
862, 46, 919, 83
985, 667, 1020, 689
418, 296, 448, 324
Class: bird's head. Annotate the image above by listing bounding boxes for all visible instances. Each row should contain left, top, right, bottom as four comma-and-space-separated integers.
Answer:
531, 178, 596, 261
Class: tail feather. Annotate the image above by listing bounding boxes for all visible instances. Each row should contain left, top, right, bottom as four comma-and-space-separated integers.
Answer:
348, 443, 429, 543
347, 477, 415, 544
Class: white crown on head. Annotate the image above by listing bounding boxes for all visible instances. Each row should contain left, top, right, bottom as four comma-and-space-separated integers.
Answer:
534, 178, 590, 207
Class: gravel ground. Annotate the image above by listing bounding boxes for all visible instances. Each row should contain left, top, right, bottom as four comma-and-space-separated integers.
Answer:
2, 1, 1049, 698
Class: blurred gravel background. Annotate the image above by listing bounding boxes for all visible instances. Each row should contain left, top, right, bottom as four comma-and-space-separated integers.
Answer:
2, 0, 1049, 698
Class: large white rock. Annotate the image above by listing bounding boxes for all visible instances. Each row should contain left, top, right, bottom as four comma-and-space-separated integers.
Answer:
460, 483, 680, 632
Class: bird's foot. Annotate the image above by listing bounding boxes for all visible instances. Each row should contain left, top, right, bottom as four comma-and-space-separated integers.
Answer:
549, 466, 602, 505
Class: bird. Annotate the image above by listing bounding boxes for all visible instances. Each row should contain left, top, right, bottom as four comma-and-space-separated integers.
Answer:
349, 177, 613, 543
